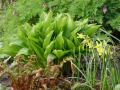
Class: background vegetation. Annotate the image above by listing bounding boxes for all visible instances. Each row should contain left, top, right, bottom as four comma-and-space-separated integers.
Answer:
0, 0, 120, 90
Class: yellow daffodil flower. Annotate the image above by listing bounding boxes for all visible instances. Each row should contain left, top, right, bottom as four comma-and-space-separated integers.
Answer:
95, 42, 105, 56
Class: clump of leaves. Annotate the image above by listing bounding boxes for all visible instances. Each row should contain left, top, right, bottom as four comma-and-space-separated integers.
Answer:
1, 12, 106, 67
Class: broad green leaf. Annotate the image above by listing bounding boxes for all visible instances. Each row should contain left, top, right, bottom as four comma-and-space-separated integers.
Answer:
44, 40, 54, 58
43, 30, 54, 49
84, 24, 101, 37
65, 38, 75, 50
18, 29, 27, 42
66, 13, 74, 32
45, 11, 53, 22
0, 54, 9, 59
54, 14, 66, 34
16, 48, 29, 56
44, 25, 53, 35
23, 23, 32, 36
30, 41, 44, 60
52, 50, 70, 59
54, 31, 64, 49
28, 36, 39, 43
71, 27, 81, 37
9, 39, 23, 47
43, 11, 53, 30
33, 22, 43, 32
1, 45, 21, 56
39, 36, 44, 45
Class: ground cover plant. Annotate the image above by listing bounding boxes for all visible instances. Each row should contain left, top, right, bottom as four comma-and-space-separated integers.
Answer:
0, 0, 120, 90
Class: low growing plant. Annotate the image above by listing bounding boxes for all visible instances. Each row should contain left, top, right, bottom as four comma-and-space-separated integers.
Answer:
1, 12, 107, 67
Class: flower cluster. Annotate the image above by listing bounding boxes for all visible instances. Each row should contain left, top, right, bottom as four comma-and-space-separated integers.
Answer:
77, 33, 113, 57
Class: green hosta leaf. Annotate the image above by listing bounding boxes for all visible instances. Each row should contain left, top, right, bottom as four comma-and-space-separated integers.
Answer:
0, 54, 9, 59
44, 25, 53, 36
52, 50, 70, 59
39, 36, 44, 46
54, 31, 64, 49
43, 11, 53, 30
41, 11, 53, 23
45, 11, 53, 22
54, 14, 66, 34
9, 39, 23, 47
18, 29, 27, 42
65, 38, 75, 50
43, 30, 54, 49
30, 41, 44, 60
63, 15, 73, 38
84, 24, 101, 37
27, 29, 39, 43
16, 48, 29, 56
33, 22, 43, 32
66, 13, 74, 32
71, 27, 81, 37
1, 45, 21, 56
44, 40, 55, 58
23, 23, 32, 36
28, 36, 39, 43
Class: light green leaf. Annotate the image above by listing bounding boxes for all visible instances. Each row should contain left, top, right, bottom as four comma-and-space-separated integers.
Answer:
66, 13, 74, 32
65, 38, 75, 49
43, 30, 54, 49
43, 11, 53, 30
84, 24, 101, 37
44, 40, 55, 58
54, 14, 66, 34
9, 39, 23, 47
1, 45, 21, 56
54, 31, 64, 49
16, 48, 29, 56
52, 50, 70, 59
71, 27, 81, 37
30, 41, 44, 60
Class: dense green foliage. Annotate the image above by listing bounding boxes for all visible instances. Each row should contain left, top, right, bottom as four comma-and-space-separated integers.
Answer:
0, 0, 120, 90
0, 0, 119, 47
106, 0, 120, 31
0, 0, 43, 45
1, 12, 106, 66
43, 0, 120, 31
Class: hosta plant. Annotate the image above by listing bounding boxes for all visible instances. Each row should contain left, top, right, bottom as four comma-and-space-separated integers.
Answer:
0, 12, 110, 67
